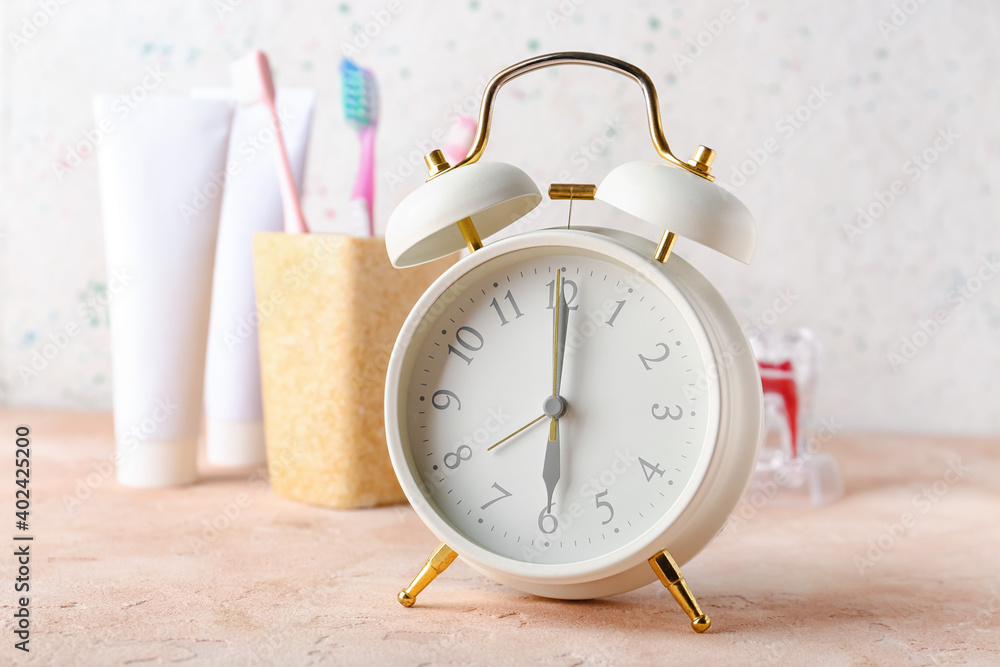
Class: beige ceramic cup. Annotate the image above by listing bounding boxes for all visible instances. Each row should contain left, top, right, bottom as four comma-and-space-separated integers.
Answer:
252, 233, 455, 508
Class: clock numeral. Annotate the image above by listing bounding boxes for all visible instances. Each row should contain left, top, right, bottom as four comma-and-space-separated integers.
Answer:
443, 444, 473, 470
605, 299, 626, 327
537, 507, 559, 534
431, 390, 461, 411
447, 326, 484, 365
638, 342, 670, 371
479, 482, 512, 510
546, 278, 579, 311
594, 490, 615, 525
652, 403, 683, 421
489, 290, 524, 326
639, 457, 666, 482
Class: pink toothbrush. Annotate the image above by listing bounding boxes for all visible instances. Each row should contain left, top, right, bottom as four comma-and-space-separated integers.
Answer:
231, 50, 309, 234
340, 59, 378, 237
443, 115, 478, 165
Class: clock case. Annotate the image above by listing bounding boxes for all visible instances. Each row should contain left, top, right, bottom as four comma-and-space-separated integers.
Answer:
385, 228, 763, 598
382, 52, 763, 632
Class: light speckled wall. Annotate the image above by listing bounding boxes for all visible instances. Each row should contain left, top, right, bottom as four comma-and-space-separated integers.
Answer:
0, 0, 997, 435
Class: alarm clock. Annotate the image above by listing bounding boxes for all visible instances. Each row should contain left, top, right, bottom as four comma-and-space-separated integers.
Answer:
382, 52, 763, 633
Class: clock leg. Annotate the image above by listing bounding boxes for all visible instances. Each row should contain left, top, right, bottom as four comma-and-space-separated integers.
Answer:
397, 542, 459, 607
648, 549, 712, 633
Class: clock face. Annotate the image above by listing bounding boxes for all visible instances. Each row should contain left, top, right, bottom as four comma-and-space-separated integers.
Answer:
396, 243, 719, 568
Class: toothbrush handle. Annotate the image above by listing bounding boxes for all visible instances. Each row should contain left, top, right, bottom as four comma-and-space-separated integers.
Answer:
351, 125, 376, 236
270, 104, 309, 234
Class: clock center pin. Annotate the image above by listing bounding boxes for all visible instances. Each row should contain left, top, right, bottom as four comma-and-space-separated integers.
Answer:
543, 395, 567, 419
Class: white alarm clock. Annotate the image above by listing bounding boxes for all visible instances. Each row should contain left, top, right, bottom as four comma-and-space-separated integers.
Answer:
383, 52, 763, 633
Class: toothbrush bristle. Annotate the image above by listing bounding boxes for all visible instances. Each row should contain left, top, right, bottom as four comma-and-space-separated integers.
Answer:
340, 58, 378, 128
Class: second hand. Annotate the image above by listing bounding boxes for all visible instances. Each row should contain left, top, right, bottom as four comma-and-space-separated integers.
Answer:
486, 414, 547, 452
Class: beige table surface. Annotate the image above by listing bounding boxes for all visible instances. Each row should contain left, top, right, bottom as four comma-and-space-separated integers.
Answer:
1, 408, 998, 666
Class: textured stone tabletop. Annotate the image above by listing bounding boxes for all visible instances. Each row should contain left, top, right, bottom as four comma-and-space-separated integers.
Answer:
2, 409, 999, 666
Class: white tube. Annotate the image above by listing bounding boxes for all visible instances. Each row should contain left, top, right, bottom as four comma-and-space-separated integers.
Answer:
192, 88, 316, 466
93, 95, 234, 487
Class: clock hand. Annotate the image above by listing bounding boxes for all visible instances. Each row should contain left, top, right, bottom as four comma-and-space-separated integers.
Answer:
486, 413, 547, 452
543, 269, 570, 509
491, 269, 568, 459
540, 397, 567, 513
551, 269, 570, 397
542, 418, 560, 514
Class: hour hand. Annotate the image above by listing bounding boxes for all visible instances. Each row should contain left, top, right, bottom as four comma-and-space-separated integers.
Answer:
542, 418, 560, 514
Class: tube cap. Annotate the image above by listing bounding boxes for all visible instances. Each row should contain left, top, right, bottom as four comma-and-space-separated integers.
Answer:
116, 438, 198, 487
205, 419, 267, 467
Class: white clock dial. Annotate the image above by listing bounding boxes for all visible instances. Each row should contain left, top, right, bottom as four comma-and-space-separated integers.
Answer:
398, 244, 719, 567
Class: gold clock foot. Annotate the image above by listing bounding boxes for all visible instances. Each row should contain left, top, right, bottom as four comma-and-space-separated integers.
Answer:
397, 542, 458, 608
649, 549, 712, 633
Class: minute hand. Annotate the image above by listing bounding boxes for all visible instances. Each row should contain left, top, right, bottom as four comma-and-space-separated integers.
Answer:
553, 269, 569, 397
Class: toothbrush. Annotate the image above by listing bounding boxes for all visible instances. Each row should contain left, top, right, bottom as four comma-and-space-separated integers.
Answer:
443, 115, 478, 165
340, 58, 378, 237
231, 50, 309, 234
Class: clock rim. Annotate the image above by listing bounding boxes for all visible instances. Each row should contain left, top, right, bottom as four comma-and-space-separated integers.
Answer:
385, 228, 752, 589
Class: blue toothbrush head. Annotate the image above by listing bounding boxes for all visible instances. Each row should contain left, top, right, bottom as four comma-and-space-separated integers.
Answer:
340, 58, 378, 128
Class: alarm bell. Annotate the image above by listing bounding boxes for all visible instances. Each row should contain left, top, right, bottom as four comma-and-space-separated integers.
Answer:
385, 52, 757, 268
385, 155, 542, 267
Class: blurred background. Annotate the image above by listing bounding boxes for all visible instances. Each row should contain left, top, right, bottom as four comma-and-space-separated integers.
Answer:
0, 0, 997, 435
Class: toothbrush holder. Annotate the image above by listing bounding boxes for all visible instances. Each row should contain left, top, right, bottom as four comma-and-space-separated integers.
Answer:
252, 233, 455, 508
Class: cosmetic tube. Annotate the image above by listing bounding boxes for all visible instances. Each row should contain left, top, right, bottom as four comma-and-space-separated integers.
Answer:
194, 88, 315, 466
93, 94, 234, 487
